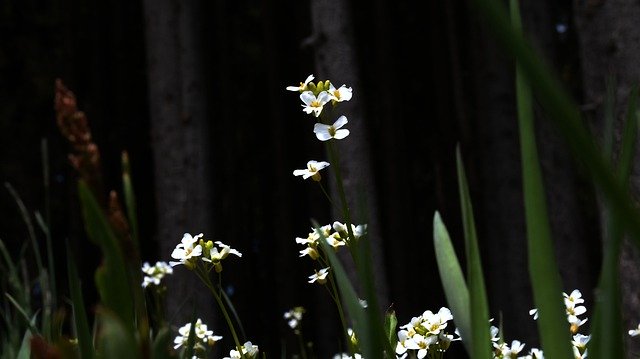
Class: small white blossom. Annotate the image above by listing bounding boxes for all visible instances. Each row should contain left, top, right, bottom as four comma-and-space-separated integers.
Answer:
301, 91, 331, 117
170, 233, 204, 267
284, 307, 305, 330
328, 83, 353, 103
141, 261, 173, 287
314, 115, 350, 141
308, 267, 330, 284
202, 241, 242, 273
293, 160, 330, 181
173, 318, 222, 350
286, 74, 314, 92
629, 323, 640, 336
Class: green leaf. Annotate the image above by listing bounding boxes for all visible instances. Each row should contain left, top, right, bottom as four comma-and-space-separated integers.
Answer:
121, 151, 140, 250
433, 211, 472, 353
472, 0, 640, 259
588, 86, 637, 359
384, 309, 398, 352
67, 242, 94, 359
313, 220, 376, 359
152, 325, 173, 359
96, 309, 140, 359
456, 147, 491, 359
510, 0, 573, 357
77, 180, 134, 331
16, 328, 32, 359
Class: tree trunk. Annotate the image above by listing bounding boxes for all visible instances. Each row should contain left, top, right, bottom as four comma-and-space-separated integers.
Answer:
142, 0, 214, 325
308, 0, 390, 352
574, 1, 640, 356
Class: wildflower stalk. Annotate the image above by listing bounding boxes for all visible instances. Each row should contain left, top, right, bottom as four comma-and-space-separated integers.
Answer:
325, 140, 358, 260
194, 266, 246, 359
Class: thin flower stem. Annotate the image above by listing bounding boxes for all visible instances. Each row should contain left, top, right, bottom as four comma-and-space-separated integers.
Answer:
296, 330, 309, 359
325, 141, 358, 263
195, 266, 246, 359
326, 272, 356, 357
318, 181, 336, 209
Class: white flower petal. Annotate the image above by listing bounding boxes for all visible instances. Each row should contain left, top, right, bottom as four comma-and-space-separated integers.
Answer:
333, 115, 348, 129
333, 129, 350, 140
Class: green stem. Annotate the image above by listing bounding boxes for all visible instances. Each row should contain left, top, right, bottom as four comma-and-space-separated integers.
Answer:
296, 330, 309, 359
195, 267, 246, 359
325, 141, 358, 262
318, 181, 336, 209
326, 271, 355, 356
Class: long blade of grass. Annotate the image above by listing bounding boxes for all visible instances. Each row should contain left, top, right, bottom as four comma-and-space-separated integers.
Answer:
4, 183, 43, 273
456, 147, 491, 359
511, 1, 573, 357
433, 211, 472, 353
588, 86, 637, 358
67, 241, 94, 359
5, 293, 39, 336
121, 151, 140, 249
313, 220, 377, 359
96, 309, 140, 359
78, 180, 134, 331
354, 232, 394, 356
40, 138, 57, 308
471, 0, 640, 255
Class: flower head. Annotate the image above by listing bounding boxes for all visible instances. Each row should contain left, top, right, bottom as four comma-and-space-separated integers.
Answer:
286, 74, 314, 92
301, 91, 331, 117
141, 261, 173, 288
170, 233, 204, 268
202, 241, 242, 272
293, 160, 330, 181
328, 83, 353, 103
284, 306, 305, 330
314, 115, 350, 141
308, 267, 330, 284
173, 318, 222, 352
629, 323, 640, 337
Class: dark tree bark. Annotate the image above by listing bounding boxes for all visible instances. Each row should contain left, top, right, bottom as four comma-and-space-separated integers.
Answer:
308, 0, 390, 353
142, 0, 215, 325
470, 0, 600, 346
574, 1, 640, 356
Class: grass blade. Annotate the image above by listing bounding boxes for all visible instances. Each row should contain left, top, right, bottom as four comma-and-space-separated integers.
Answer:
78, 180, 134, 331
456, 147, 491, 359
121, 151, 140, 249
313, 220, 376, 359
67, 242, 94, 359
588, 86, 637, 358
511, 0, 573, 356
433, 211, 472, 353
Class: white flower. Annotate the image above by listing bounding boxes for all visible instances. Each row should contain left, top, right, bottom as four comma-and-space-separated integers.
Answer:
564, 289, 585, 307
301, 90, 331, 117
421, 307, 453, 336
314, 115, 350, 141
629, 323, 640, 336
328, 83, 353, 102
173, 319, 222, 350
170, 233, 204, 267
284, 307, 305, 329
141, 261, 173, 288
202, 241, 242, 272
299, 247, 319, 260
529, 308, 538, 320
325, 233, 346, 249
223, 341, 259, 359
293, 160, 330, 181
572, 334, 590, 353
308, 267, 330, 284
404, 333, 437, 359
286, 74, 314, 92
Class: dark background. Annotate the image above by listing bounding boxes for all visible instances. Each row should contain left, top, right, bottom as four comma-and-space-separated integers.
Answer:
3, 0, 637, 357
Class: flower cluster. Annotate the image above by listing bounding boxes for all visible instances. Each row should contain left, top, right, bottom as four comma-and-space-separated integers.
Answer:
284, 306, 305, 331
141, 261, 173, 288
223, 341, 259, 359
395, 307, 460, 359
295, 222, 367, 285
173, 318, 223, 358
169, 232, 242, 272
286, 74, 352, 118
506, 289, 590, 358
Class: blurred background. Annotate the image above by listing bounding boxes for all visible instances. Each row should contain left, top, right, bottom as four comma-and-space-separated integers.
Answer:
2, 0, 639, 357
